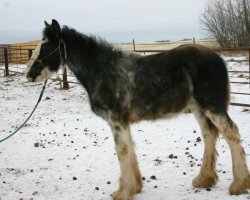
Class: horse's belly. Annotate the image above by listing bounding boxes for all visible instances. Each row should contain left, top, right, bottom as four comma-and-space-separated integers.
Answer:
130, 92, 190, 122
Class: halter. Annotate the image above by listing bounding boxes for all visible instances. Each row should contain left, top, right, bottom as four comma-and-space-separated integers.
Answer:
30, 39, 67, 67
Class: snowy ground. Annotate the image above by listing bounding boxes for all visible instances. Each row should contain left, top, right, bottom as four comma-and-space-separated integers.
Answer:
0, 57, 249, 200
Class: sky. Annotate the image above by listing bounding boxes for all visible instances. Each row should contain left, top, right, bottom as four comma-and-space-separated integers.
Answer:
0, 0, 208, 44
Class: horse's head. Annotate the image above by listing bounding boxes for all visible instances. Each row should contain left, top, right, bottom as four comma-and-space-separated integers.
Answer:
26, 19, 64, 82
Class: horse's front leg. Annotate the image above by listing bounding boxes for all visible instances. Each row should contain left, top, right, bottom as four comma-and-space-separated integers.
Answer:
109, 119, 143, 200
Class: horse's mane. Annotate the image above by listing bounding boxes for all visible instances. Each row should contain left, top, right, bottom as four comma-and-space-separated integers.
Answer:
43, 25, 112, 48
62, 26, 123, 62
62, 26, 114, 51
43, 24, 122, 70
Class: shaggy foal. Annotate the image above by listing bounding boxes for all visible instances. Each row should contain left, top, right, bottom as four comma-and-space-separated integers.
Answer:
26, 19, 250, 199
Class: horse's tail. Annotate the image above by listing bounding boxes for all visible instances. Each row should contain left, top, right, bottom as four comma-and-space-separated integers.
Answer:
185, 46, 230, 114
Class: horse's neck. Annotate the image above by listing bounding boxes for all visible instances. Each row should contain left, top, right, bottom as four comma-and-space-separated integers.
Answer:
63, 39, 103, 94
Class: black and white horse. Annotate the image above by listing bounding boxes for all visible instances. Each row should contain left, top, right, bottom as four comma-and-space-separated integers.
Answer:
26, 19, 250, 199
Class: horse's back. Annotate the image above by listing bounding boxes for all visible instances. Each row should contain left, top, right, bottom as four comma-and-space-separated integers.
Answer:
130, 44, 229, 121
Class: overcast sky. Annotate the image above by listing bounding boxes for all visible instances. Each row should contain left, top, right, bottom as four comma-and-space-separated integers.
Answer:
0, 0, 208, 44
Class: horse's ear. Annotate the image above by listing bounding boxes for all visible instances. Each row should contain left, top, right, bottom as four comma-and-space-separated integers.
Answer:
44, 21, 50, 28
51, 19, 61, 38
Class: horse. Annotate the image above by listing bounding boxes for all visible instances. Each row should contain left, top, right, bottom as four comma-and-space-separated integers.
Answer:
25, 19, 250, 200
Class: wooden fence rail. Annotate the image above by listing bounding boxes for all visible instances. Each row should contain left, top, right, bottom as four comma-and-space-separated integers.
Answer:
0, 45, 249, 106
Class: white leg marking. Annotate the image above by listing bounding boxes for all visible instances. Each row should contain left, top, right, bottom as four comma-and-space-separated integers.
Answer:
205, 110, 250, 195
108, 118, 142, 200
191, 105, 218, 188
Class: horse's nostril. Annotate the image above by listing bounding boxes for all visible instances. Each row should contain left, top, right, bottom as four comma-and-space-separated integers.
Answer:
26, 72, 30, 78
26, 72, 34, 82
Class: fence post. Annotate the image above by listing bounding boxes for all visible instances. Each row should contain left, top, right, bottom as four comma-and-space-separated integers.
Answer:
193, 37, 196, 44
133, 39, 135, 51
62, 67, 69, 90
249, 49, 250, 88
28, 49, 33, 60
4, 48, 9, 76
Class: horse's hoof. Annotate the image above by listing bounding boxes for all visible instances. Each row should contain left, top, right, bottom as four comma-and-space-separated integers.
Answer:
192, 173, 218, 188
112, 190, 133, 200
229, 177, 250, 195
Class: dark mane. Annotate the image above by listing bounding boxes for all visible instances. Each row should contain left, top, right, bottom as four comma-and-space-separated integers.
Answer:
62, 26, 114, 51
43, 24, 122, 61
61, 26, 123, 69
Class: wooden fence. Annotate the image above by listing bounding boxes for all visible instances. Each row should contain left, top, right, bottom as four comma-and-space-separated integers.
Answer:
0, 43, 249, 107
0, 41, 38, 64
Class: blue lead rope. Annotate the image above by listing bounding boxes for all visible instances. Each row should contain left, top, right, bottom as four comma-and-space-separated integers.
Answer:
0, 80, 47, 143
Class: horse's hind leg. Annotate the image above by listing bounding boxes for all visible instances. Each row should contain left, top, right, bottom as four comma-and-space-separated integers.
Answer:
108, 118, 143, 200
205, 110, 250, 195
191, 105, 219, 188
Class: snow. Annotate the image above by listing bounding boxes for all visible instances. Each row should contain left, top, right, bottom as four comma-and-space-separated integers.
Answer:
0, 57, 249, 200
